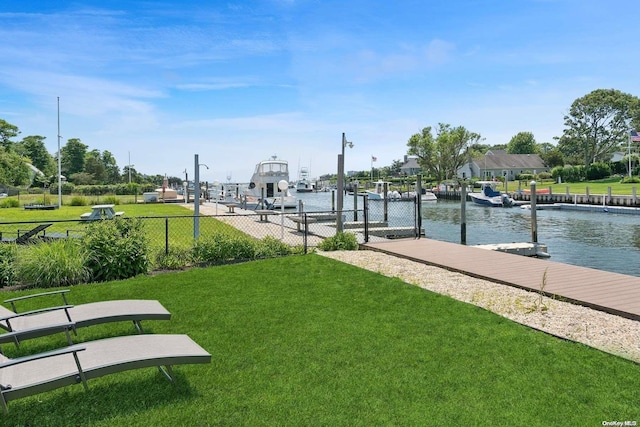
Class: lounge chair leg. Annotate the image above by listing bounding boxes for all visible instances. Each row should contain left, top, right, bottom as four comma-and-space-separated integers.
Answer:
64, 328, 74, 345
133, 320, 143, 334
158, 365, 175, 383
72, 353, 89, 392
1, 392, 7, 414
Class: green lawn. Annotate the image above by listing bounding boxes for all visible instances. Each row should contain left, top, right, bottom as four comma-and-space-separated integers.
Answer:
1, 255, 638, 426
508, 177, 639, 195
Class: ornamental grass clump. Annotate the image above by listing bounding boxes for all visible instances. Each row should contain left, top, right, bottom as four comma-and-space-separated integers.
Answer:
16, 239, 89, 288
0, 243, 18, 287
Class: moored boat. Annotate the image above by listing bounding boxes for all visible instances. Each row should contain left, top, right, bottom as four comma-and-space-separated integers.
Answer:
468, 181, 513, 207
243, 156, 297, 209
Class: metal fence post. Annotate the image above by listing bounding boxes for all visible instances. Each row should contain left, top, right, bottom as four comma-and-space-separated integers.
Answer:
363, 195, 369, 243
165, 216, 169, 255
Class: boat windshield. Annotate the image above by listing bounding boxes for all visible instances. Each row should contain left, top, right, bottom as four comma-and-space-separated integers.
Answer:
257, 162, 288, 175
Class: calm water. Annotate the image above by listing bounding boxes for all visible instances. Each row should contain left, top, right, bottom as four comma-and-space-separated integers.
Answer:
295, 191, 640, 277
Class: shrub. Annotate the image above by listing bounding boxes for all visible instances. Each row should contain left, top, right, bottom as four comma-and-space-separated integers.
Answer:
318, 232, 359, 251
69, 196, 88, 206
101, 195, 119, 205
192, 232, 257, 264
153, 247, 192, 270
16, 239, 89, 288
0, 198, 20, 208
620, 176, 640, 184
254, 236, 293, 259
0, 244, 18, 287
586, 162, 611, 180
81, 218, 150, 282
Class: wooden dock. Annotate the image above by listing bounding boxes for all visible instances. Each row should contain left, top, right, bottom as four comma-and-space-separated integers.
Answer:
362, 238, 640, 322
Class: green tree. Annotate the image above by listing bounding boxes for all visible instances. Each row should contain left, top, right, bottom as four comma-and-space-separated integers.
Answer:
558, 88, 640, 166
540, 148, 564, 169
101, 150, 121, 184
17, 135, 55, 176
0, 119, 20, 150
84, 149, 107, 184
507, 132, 538, 154
407, 124, 481, 181
60, 138, 88, 180
0, 147, 29, 185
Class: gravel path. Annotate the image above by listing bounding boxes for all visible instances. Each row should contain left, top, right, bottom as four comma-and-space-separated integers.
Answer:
318, 249, 640, 364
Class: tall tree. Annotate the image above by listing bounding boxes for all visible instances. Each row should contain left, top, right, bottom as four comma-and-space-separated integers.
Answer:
507, 132, 538, 154
17, 135, 55, 176
0, 147, 29, 185
407, 123, 482, 181
558, 89, 640, 166
101, 150, 121, 184
0, 119, 20, 150
60, 138, 88, 179
84, 149, 107, 184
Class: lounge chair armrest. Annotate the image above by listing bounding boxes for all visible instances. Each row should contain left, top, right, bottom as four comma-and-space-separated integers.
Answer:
0, 343, 85, 369
0, 305, 74, 323
0, 322, 76, 345
5, 290, 70, 313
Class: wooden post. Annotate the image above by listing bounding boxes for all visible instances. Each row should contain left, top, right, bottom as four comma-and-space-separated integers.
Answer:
530, 181, 537, 244
461, 182, 467, 245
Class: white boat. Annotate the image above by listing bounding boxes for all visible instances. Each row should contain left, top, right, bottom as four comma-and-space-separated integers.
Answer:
401, 189, 438, 202
295, 167, 315, 193
468, 181, 514, 207
365, 180, 393, 200
243, 157, 297, 209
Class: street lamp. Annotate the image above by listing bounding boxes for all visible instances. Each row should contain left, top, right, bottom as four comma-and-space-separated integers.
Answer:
336, 132, 353, 232
193, 155, 209, 240
278, 179, 288, 240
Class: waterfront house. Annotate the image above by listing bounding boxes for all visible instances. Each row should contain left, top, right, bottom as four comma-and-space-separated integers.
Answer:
457, 150, 548, 180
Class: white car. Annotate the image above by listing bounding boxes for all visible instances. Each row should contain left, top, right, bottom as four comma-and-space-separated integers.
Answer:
0, 193, 7, 198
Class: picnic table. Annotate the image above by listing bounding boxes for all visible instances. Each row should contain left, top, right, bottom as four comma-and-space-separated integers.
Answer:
80, 204, 124, 221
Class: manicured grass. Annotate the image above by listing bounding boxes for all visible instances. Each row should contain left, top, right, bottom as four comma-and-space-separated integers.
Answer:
508, 177, 639, 195
1, 255, 638, 426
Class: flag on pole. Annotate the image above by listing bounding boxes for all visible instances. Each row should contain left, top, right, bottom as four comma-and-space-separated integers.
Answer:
371, 156, 377, 162
631, 131, 640, 142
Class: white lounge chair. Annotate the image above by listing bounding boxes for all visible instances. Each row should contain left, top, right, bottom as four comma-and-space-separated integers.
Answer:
0, 290, 171, 346
0, 333, 211, 412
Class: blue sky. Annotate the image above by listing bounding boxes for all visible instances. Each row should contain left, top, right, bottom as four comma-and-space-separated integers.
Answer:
1, 0, 639, 183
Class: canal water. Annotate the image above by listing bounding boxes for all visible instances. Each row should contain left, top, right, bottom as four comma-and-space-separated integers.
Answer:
295, 191, 640, 277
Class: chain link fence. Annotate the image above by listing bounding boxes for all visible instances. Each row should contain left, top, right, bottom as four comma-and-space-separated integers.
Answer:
0, 197, 422, 265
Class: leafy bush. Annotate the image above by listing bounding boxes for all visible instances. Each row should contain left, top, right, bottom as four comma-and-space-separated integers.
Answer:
620, 176, 640, 184
537, 172, 552, 181
192, 232, 257, 264
586, 162, 611, 180
81, 218, 150, 282
254, 236, 293, 259
69, 196, 88, 206
0, 244, 18, 287
101, 195, 119, 205
16, 239, 89, 288
153, 247, 192, 270
0, 198, 20, 208
318, 232, 359, 251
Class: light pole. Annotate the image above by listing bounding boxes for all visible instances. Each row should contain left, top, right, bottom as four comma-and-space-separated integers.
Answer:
278, 179, 288, 240
336, 132, 353, 233
193, 155, 209, 240
128, 151, 134, 183
57, 97, 62, 208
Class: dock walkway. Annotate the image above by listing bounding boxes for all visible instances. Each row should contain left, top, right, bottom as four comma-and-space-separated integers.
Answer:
363, 238, 640, 322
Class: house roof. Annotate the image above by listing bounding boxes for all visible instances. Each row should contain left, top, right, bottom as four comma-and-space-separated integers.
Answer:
401, 157, 421, 170
477, 153, 546, 169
